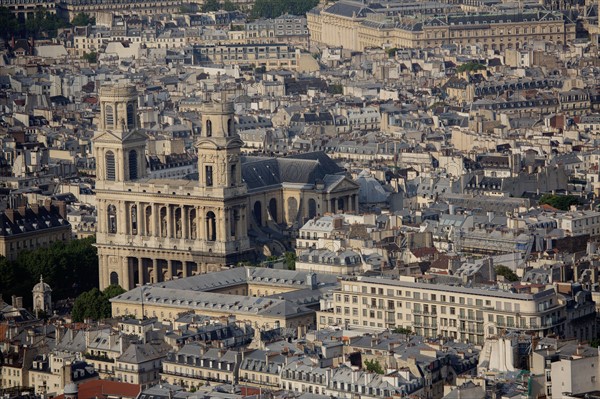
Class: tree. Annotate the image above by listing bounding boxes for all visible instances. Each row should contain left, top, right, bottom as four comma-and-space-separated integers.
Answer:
71, 12, 95, 26
456, 61, 486, 74
284, 252, 296, 270
71, 284, 125, 322
495, 265, 519, 282
392, 326, 412, 335
0, 7, 20, 40
251, 0, 318, 19
24, 7, 67, 38
83, 51, 97, 63
539, 194, 579, 211
0, 237, 98, 308
364, 359, 384, 374
72, 288, 107, 322
223, 0, 237, 11
386, 47, 398, 58
103, 284, 126, 300
328, 83, 343, 95
202, 0, 221, 12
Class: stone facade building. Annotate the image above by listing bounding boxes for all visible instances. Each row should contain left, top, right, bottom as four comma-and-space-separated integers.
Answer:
94, 84, 358, 290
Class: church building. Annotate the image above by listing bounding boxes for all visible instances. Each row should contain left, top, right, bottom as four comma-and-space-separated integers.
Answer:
94, 84, 358, 290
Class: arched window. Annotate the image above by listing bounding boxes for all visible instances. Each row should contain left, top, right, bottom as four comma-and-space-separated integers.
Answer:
308, 199, 317, 219
230, 209, 238, 238
129, 150, 138, 180
105, 151, 116, 181
206, 120, 212, 137
130, 204, 137, 234
105, 105, 114, 128
127, 103, 135, 129
206, 211, 216, 241
227, 118, 233, 136
268, 198, 278, 223
110, 271, 119, 286
108, 205, 117, 234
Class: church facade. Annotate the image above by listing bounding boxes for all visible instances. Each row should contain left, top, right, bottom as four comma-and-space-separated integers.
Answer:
94, 84, 359, 290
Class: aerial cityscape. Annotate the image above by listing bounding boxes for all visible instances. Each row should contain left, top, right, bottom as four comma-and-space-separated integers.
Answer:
0, 0, 599, 398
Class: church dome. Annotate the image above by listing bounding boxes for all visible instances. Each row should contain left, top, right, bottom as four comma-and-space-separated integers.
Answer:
32, 276, 52, 293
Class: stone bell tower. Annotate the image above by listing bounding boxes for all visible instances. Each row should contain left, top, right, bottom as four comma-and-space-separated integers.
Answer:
195, 97, 250, 253
94, 84, 147, 186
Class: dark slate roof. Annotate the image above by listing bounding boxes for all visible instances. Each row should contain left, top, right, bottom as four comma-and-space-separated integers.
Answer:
324, 1, 374, 18
241, 152, 344, 191
0, 205, 69, 237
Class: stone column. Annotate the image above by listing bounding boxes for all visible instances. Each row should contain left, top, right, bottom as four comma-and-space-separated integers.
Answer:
153, 204, 160, 237
138, 258, 144, 285
137, 202, 144, 235
182, 206, 188, 240
183, 261, 189, 278
152, 258, 159, 283
219, 208, 226, 243
166, 205, 172, 239
122, 256, 131, 290
166, 259, 173, 280
354, 195, 359, 212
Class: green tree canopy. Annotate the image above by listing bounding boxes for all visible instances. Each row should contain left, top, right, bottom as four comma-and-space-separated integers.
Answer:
202, 0, 222, 12
251, 0, 318, 19
495, 265, 519, 282
284, 252, 296, 270
392, 326, 412, 335
0, 7, 20, 40
24, 7, 67, 38
223, 0, 237, 11
364, 359, 385, 374
82, 51, 97, 63
71, 12, 95, 26
456, 61, 486, 73
0, 237, 98, 308
538, 194, 580, 211
72, 284, 126, 322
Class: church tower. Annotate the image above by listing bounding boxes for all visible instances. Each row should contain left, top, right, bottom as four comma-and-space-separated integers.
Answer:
195, 98, 249, 254
94, 84, 147, 186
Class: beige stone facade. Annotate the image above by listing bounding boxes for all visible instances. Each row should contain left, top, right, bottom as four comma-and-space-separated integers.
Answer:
94, 85, 252, 290
308, 5, 576, 52
95, 85, 359, 291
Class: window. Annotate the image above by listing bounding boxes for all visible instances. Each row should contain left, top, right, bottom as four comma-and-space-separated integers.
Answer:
108, 205, 117, 234
128, 150, 138, 180
206, 211, 217, 241
230, 164, 236, 185
105, 105, 114, 128
206, 119, 212, 137
205, 165, 213, 187
105, 151, 116, 181
127, 103, 135, 129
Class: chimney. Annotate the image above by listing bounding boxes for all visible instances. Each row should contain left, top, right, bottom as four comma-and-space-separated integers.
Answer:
56, 200, 67, 219
5, 208, 15, 223
30, 203, 40, 214
44, 198, 52, 212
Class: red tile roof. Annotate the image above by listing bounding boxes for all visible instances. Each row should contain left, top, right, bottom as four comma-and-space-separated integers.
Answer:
53, 380, 140, 399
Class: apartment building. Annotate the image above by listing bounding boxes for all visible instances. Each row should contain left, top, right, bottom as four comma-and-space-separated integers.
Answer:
188, 44, 299, 71
554, 210, 600, 237
318, 275, 569, 345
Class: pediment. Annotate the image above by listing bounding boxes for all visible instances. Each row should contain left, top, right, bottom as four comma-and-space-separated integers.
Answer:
326, 176, 360, 193
93, 129, 148, 144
